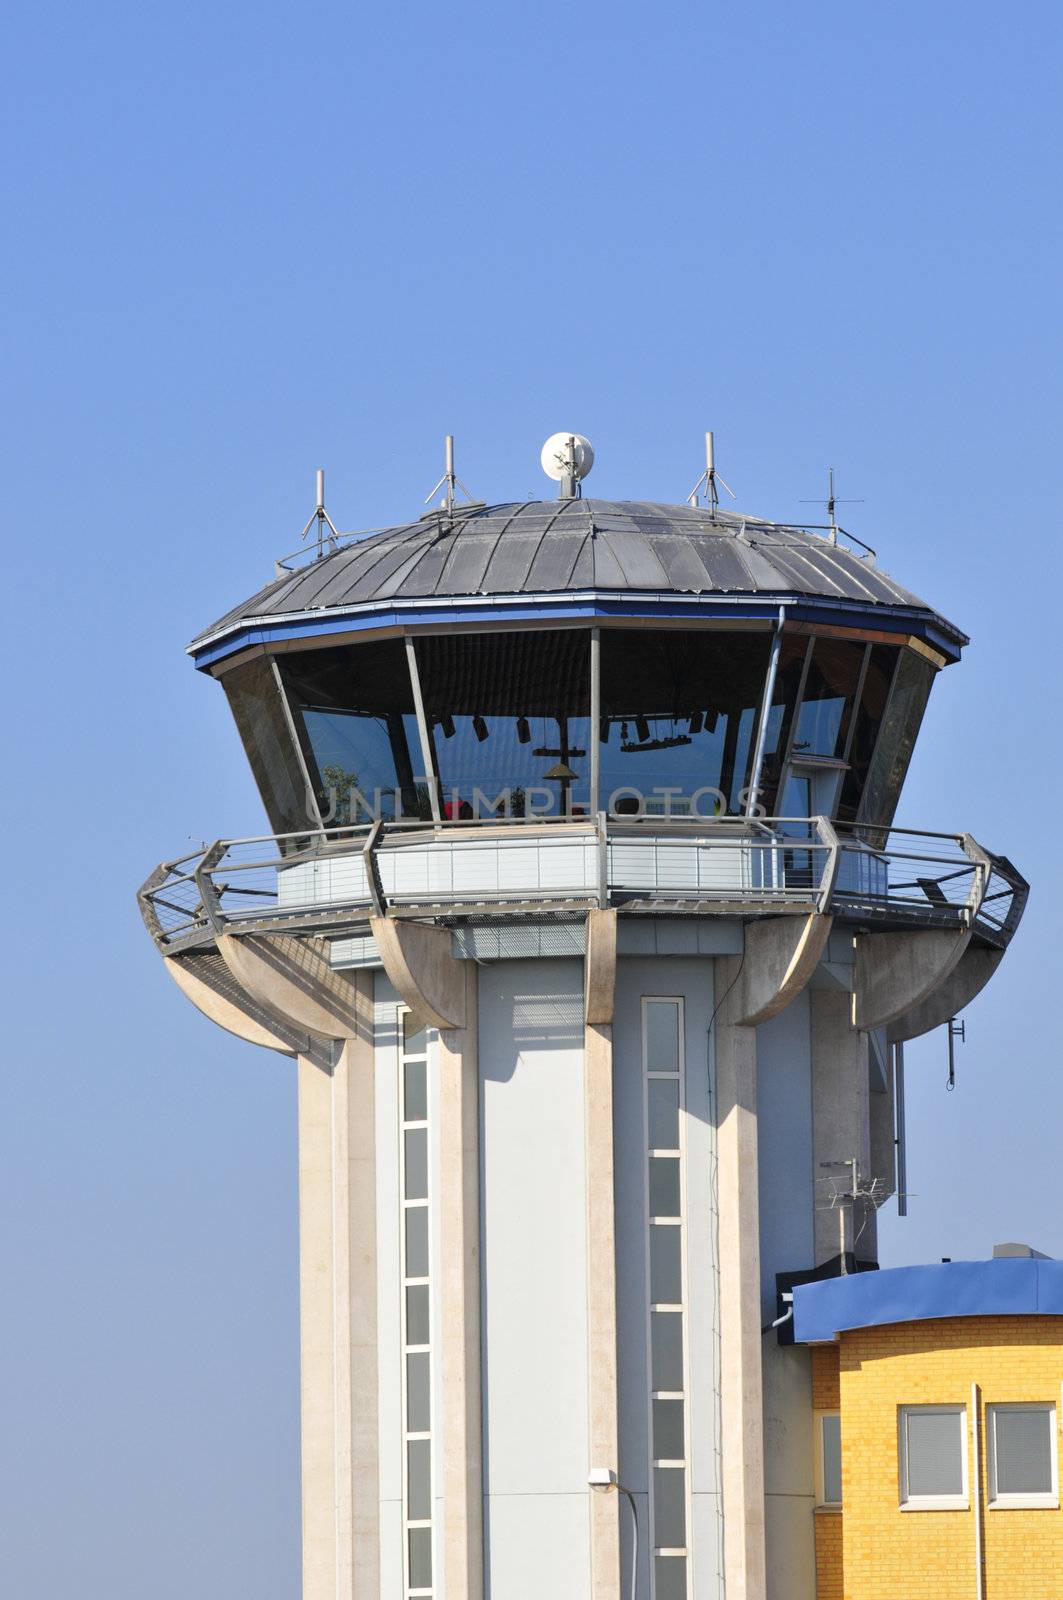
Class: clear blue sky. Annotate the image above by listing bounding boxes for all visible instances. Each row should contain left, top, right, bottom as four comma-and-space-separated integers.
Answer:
2, 2, 1060, 1593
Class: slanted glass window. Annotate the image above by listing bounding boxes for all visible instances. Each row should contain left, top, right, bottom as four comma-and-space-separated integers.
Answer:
898, 1405, 968, 1509
790, 639, 867, 760
816, 1413, 842, 1506
417, 630, 590, 818
752, 635, 809, 814
848, 647, 931, 829
601, 629, 774, 817
837, 644, 899, 824
987, 1404, 1058, 1508
280, 639, 432, 822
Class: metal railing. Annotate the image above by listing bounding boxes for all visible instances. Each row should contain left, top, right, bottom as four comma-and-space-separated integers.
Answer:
138, 814, 1027, 956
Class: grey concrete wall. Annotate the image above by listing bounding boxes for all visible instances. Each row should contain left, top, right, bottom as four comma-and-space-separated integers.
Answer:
756, 992, 816, 1600
614, 956, 723, 1600
478, 959, 591, 1598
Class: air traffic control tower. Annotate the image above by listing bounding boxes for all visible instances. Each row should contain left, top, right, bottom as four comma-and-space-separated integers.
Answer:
139, 435, 1027, 1600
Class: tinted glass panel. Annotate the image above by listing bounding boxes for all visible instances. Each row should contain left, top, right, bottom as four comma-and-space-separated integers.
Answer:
407, 1438, 432, 1520
653, 1465, 687, 1547
601, 629, 774, 816
417, 630, 590, 817
648, 1079, 680, 1149
403, 1015, 428, 1055
408, 1526, 432, 1588
404, 1207, 429, 1279
280, 639, 431, 822
822, 1414, 842, 1503
406, 1351, 431, 1432
838, 644, 899, 823
404, 1060, 428, 1122
651, 1310, 684, 1391
404, 1129, 428, 1200
856, 649, 935, 829
755, 635, 809, 813
645, 1002, 680, 1073
994, 1407, 1053, 1495
649, 1157, 681, 1217
650, 1225, 682, 1304
791, 639, 867, 759
653, 1397, 686, 1461
406, 1283, 430, 1345
654, 1555, 688, 1599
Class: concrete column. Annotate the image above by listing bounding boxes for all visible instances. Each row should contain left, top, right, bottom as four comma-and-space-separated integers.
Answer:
438, 962, 484, 1600
297, 970, 378, 1600
715, 955, 768, 1600
585, 1020, 621, 1596
810, 990, 870, 1265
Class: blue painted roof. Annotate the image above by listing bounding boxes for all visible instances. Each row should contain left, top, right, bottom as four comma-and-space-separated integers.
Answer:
792, 1260, 1063, 1343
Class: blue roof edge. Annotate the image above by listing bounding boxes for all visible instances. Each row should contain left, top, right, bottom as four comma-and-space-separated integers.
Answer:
190, 593, 966, 673
792, 1260, 1063, 1343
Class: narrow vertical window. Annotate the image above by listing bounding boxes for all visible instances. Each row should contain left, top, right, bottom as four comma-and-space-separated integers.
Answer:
400, 1013, 434, 1596
643, 998, 690, 1599
816, 1413, 842, 1506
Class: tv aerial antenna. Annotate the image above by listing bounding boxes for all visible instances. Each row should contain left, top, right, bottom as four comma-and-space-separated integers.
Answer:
424, 435, 477, 514
687, 431, 737, 521
800, 466, 864, 545
299, 469, 342, 561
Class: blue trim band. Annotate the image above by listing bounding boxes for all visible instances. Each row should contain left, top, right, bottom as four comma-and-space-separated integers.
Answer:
191, 595, 963, 672
792, 1260, 1063, 1342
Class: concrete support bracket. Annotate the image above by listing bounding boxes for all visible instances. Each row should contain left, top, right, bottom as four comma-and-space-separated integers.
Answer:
886, 946, 1004, 1043
853, 927, 971, 1033
370, 916, 466, 1030
730, 913, 834, 1027
216, 931, 364, 1040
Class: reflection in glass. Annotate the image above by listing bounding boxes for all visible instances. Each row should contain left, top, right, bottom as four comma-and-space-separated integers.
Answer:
838, 644, 903, 825
417, 630, 590, 817
601, 630, 774, 816
790, 639, 867, 759
280, 639, 431, 822
755, 635, 809, 813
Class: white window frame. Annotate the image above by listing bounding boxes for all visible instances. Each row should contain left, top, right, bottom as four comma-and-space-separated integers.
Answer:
986, 1402, 1059, 1510
399, 1009, 435, 1598
641, 996, 693, 1599
814, 1411, 842, 1507
898, 1404, 969, 1511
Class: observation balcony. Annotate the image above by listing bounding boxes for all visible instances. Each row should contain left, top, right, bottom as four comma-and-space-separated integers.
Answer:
138, 815, 1027, 959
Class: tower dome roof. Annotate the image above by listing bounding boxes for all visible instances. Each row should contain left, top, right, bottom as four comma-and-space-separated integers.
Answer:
191, 498, 966, 668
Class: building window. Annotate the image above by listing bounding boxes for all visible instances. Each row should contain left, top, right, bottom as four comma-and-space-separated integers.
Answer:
400, 1012, 434, 1596
898, 1405, 968, 1510
987, 1404, 1058, 1509
643, 998, 690, 1599
815, 1413, 842, 1506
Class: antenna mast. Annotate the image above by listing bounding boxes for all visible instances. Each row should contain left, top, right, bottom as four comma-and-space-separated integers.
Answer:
800, 466, 864, 546
298, 468, 342, 561
424, 434, 475, 513
687, 431, 737, 520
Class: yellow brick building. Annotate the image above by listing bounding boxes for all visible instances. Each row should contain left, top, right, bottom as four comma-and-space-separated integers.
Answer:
792, 1257, 1063, 1600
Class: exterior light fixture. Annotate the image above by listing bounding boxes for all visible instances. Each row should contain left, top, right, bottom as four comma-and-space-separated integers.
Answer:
588, 1468, 638, 1600
516, 717, 531, 744
635, 716, 650, 743
473, 716, 489, 742
439, 715, 455, 739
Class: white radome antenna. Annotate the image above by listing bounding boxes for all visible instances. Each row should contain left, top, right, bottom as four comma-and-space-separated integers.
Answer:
541, 432, 594, 499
